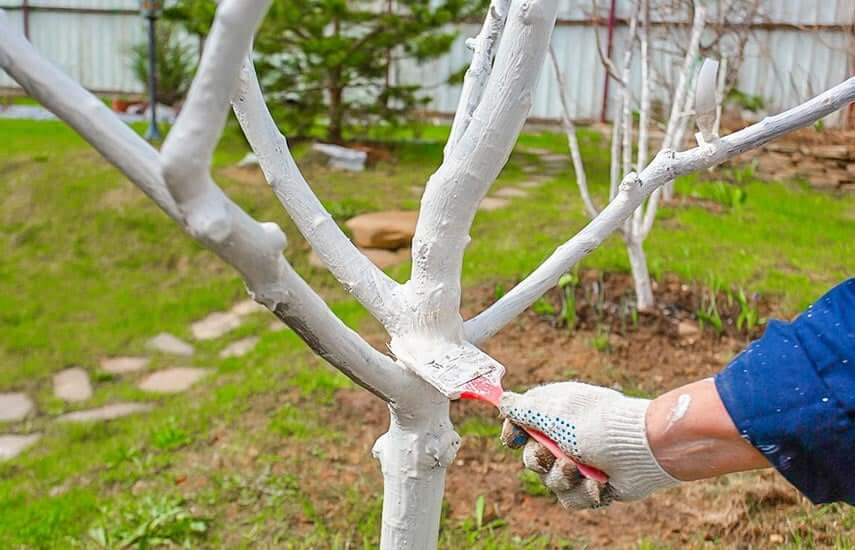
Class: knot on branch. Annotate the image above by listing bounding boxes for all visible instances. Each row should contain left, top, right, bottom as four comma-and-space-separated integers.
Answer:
183, 191, 232, 244
260, 221, 287, 254
425, 430, 461, 469
618, 171, 642, 193
519, 0, 548, 25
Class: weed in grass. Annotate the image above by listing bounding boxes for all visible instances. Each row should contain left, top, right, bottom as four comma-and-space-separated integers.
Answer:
322, 197, 377, 222
591, 324, 611, 353
735, 287, 763, 333
458, 495, 509, 545
558, 270, 579, 333
269, 403, 317, 439
150, 417, 192, 450
290, 366, 351, 403
532, 297, 557, 317
87, 494, 208, 549
704, 180, 748, 209
697, 276, 725, 335
493, 282, 506, 300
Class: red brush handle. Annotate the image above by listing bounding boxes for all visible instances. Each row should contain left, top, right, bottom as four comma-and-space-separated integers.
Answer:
524, 427, 608, 483
460, 389, 609, 484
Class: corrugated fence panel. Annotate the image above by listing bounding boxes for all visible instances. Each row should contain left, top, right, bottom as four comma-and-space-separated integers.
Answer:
0, 2, 145, 93
0, 7, 22, 88
401, 1, 853, 126
27, 11, 145, 92
25, 0, 137, 9
1, 0, 853, 125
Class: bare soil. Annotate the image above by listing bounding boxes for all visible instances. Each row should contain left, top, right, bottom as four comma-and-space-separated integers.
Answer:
184, 272, 849, 547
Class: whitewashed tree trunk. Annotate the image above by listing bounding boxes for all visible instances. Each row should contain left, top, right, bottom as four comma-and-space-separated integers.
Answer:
373, 389, 457, 548
626, 238, 654, 310
2, 3, 854, 548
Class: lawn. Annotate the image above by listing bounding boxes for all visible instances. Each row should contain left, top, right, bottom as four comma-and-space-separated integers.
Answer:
1, 116, 853, 548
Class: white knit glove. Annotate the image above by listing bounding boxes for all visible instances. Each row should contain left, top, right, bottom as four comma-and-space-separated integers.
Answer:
499, 382, 679, 509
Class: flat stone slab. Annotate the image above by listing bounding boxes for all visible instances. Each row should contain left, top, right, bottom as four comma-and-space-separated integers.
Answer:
0, 434, 41, 460
518, 146, 552, 156
101, 356, 150, 374
145, 332, 195, 356
138, 367, 209, 393
57, 402, 153, 423
520, 178, 549, 189
191, 312, 242, 340
522, 165, 540, 173
0, 393, 34, 422
540, 153, 568, 163
53, 367, 92, 402
478, 197, 510, 211
219, 337, 259, 358
345, 210, 419, 250
494, 187, 529, 199
230, 299, 268, 317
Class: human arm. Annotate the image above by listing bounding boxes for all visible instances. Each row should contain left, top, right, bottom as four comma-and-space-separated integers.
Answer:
500, 377, 768, 508
501, 279, 855, 508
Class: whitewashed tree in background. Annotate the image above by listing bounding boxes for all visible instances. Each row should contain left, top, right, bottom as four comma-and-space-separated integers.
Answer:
2, 1, 853, 548
552, 1, 707, 310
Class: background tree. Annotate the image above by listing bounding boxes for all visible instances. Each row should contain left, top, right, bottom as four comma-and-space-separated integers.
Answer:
130, 23, 197, 107
167, 0, 485, 142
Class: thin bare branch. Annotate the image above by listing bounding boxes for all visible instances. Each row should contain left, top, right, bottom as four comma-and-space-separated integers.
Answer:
231, 58, 404, 327
405, 0, 560, 341
0, 7, 411, 403
444, 0, 511, 159
549, 45, 598, 219
465, 76, 855, 344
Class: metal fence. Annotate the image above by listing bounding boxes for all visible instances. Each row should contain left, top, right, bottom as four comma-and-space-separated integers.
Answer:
2, 0, 853, 126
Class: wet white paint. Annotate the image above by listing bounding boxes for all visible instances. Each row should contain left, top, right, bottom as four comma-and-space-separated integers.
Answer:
664, 394, 692, 432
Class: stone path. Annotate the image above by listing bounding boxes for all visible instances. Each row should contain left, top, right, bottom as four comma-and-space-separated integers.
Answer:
101, 356, 150, 374
57, 403, 154, 423
191, 312, 242, 340
146, 332, 195, 356
220, 337, 260, 358
0, 393, 34, 422
494, 187, 529, 199
53, 367, 93, 402
1, 296, 278, 461
478, 196, 511, 211
0, 434, 41, 460
475, 148, 566, 211
1, 145, 564, 462
138, 367, 210, 394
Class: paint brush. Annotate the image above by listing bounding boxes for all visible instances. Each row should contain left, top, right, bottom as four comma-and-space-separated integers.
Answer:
408, 342, 608, 483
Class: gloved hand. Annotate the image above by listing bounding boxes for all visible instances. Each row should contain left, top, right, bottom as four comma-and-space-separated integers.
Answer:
499, 382, 679, 509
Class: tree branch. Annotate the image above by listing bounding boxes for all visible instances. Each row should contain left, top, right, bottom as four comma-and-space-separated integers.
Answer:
0, 8, 411, 403
0, 11, 179, 222
404, 0, 560, 341
231, 58, 404, 327
549, 44, 598, 219
465, 76, 855, 344
444, 0, 511, 159
660, 4, 707, 201
632, 0, 651, 237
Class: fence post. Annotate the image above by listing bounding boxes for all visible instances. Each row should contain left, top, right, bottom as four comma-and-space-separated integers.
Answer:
22, 0, 29, 39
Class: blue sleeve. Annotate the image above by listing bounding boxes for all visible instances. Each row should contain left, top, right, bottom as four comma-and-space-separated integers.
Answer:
714, 278, 855, 505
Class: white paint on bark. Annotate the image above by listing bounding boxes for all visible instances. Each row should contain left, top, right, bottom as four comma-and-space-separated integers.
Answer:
2, 2, 854, 548
466, 75, 855, 344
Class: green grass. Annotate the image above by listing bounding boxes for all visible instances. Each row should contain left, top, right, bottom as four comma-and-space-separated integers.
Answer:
1, 116, 853, 547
